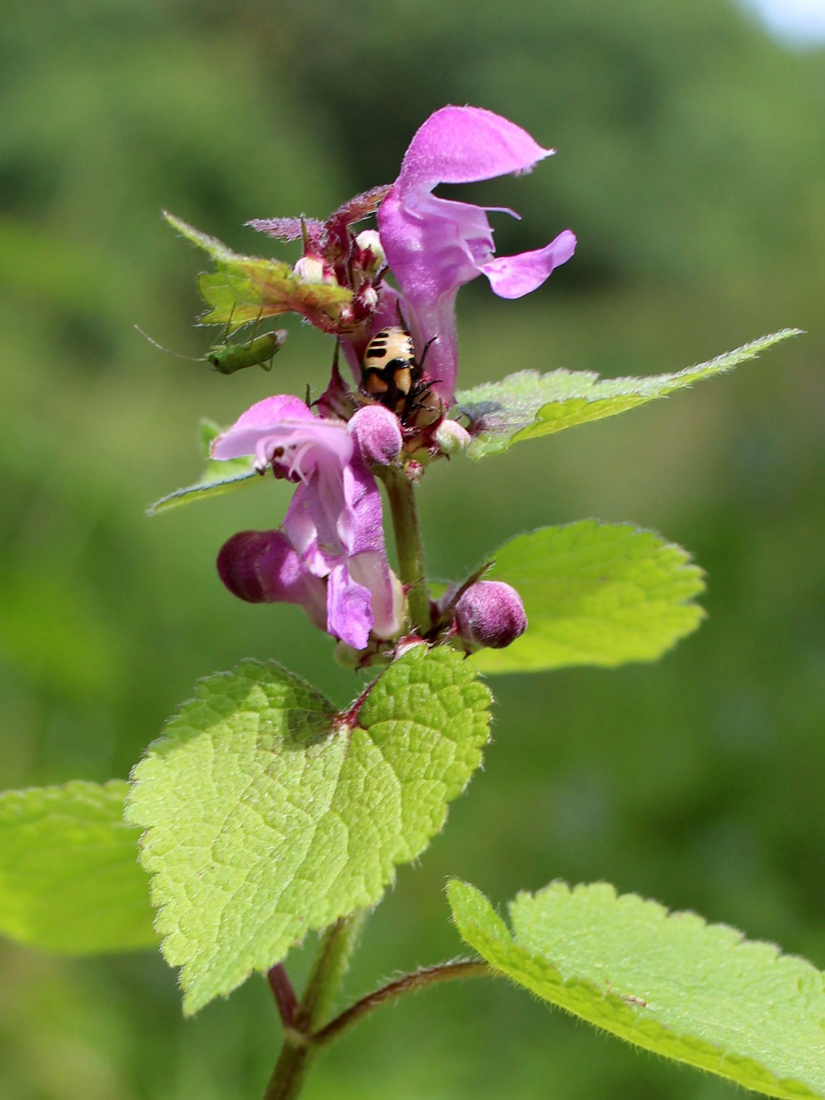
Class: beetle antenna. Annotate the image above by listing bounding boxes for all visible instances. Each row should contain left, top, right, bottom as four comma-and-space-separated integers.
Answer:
418, 334, 438, 372
395, 300, 410, 330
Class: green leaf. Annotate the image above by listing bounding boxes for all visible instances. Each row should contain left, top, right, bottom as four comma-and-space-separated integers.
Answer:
0, 781, 156, 954
164, 210, 352, 330
457, 330, 801, 459
448, 880, 825, 1100
147, 418, 261, 515
127, 647, 491, 1013
473, 521, 705, 674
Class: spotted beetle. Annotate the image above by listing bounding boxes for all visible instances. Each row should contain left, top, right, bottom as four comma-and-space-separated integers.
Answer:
360, 326, 438, 422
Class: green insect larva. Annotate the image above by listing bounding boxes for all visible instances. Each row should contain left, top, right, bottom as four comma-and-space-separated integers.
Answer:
135, 324, 288, 375
206, 329, 288, 374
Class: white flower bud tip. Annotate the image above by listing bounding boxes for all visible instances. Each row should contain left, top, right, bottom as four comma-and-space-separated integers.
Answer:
433, 419, 471, 457
293, 254, 337, 285
355, 229, 385, 271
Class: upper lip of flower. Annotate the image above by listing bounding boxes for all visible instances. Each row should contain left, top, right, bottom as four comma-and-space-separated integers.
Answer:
376, 105, 577, 407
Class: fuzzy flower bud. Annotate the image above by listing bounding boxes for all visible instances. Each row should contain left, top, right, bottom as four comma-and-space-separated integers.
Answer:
349, 404, 403, 467
433, 419, 471, 457
354, 229, 386, 274
454, 581, 527, 651
217, 529, 327, 630
293, 253, 338, 285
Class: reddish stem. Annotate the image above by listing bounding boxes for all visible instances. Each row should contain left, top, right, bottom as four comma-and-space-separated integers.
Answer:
268, 964, 299, 1031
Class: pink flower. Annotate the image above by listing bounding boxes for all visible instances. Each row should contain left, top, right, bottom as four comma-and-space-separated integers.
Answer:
377, 106, 576, 405
212, 397, 402, 650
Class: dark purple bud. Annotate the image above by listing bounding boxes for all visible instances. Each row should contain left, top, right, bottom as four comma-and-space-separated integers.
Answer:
218, 530, 273, 602
217, 530, 327, 630
454, 581, 527, 650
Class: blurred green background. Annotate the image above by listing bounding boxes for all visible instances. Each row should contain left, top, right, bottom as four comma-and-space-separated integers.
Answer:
1, 1, 824, 1097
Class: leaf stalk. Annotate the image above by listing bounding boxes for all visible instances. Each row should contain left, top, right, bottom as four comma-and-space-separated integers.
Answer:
312, 959, 489, 1048
263, 912, 365, 1100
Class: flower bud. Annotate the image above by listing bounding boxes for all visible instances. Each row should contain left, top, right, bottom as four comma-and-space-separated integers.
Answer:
217, 530, 327, 630
433, 419, 471, 457
349, 405, 403, 467
454, 581, 527, 651
354, 229, 385, 274
217, 530, 274, 603
293, 254, 337, 285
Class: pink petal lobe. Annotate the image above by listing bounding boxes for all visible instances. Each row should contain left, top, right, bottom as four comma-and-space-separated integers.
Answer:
480, 230, 577, 299
327, 563, 372, 650
398, 106, 553, 192
211, 395, 313, 461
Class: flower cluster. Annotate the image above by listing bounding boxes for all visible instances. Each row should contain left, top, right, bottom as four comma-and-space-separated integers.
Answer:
377, 105, 576, 406
214, 398, 402, 652
213, 106, 574, 653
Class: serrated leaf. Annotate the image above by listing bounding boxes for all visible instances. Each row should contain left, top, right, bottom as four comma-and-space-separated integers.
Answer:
473, 521, 705, 674
127, 647, 491, 1013
448, 880, 825, 1100
147, 462, 259, 515
147, 418, 261, 515
164, 210, 353, 331
0, 781, 156, 954
457, 330, 801, 459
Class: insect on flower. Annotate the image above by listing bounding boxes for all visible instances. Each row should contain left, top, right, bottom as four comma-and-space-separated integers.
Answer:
360, 325, 438, 424
206, 328, 287, 375
136, 312, 288, 375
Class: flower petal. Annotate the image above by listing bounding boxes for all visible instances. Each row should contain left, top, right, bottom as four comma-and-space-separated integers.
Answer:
378, 107, 571, 405
479, 230, 577, 300
327, 562, 373, 650
211, 395, 313, 462
349, 405, 403, 467
348, 551, 403, 639
397, 106, 553, 193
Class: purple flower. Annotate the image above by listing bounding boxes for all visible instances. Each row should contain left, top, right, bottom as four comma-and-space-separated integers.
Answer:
212, 396, 401, 650
377, 106, 576, 405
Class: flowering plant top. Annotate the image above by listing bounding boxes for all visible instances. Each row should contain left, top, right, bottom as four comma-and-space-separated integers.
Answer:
0, 100, 798, 1100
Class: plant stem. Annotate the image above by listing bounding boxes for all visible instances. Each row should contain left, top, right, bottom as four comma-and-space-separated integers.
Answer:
382, 468, 432, 634
263, 912, 365, 1100
268, 964, 298, 1030
312, 960, 489, 1048
264, 463, 439, 1099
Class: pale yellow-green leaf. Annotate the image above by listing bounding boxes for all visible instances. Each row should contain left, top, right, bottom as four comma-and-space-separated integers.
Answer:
449, 880, 825, 1100
128, 648, 491, 1013
0, 781, 156, 954
473, 521, 705, 674
457, 330, 801, 458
